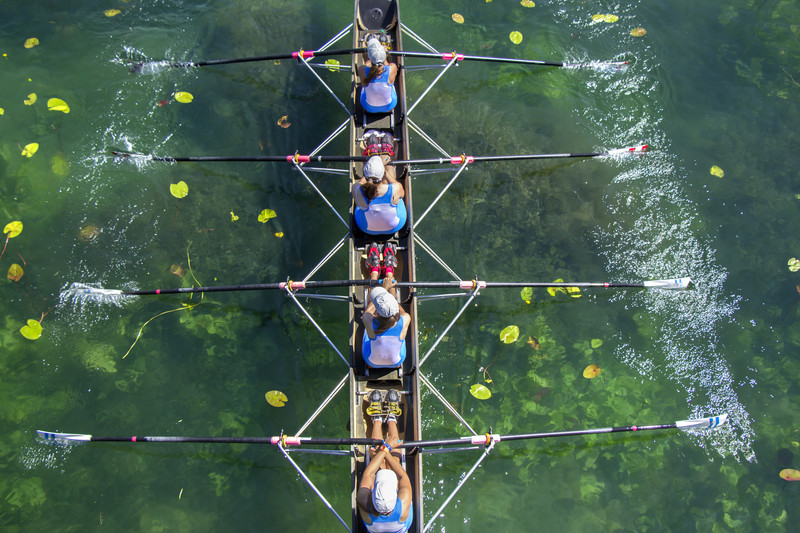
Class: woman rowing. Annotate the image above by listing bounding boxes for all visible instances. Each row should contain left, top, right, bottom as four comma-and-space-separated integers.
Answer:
359, 37, 398, 113
361, 272, 410, 368
352, 155, 407, 235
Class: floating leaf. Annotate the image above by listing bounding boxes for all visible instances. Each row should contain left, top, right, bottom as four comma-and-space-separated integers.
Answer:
521, 0, 535, 6
0, 108, 4, 115
509, 31, 523, 44
566, 285, 582, 298
21, 143, 38, 158
170, 264, 186, 278
169, 181, 188, 198
274, 232, 284, 238
230, 211, 239, 222
78, 223, 99, 242
591, 14, 619, 23
24, 93, 37, 105
520, 286, 533, 304
175, 91, 193, 103
4, 221, 23, 238
547, 279, 564, 297
104, 9, 121, 17
631, 27, 647, 37
583, 364, 601, 378
527, 336, 541, 350
469, 383, 492, 400
779, 469, 800, 481
7, 263, 23, 282
789, 258, 800, 272
258, 209, 277, 223
265, 390, 288, 407
20, 319, 42, 340
452, 13, 465, 24
499, 325, 520, 344
47, 98, 70, 113
24, 38, 39, 49
324, 59, 340, 71
591, 338, 603, 349
710, 165, 725, 178
277, 115, 291, 128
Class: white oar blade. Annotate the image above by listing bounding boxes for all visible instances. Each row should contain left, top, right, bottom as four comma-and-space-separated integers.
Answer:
642, 277, 692, 290
59, 283, 129, 307
675, 414, 728, 431
607, 144, 649, 156
37, 430, 92, 444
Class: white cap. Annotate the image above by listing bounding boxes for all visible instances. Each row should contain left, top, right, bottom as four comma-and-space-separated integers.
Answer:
367, 38, 386, 64
372, 469, 398, 514
363, 155, 385, 179
370, 287, 399, 318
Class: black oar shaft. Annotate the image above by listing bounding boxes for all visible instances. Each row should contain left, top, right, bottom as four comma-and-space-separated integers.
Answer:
391, 152, 604, 165
91, 436, 273, 443
184, 47, 365, 67
392, 50, 564, 67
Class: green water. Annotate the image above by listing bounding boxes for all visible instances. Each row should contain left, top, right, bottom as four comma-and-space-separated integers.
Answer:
2, 0, 800, 531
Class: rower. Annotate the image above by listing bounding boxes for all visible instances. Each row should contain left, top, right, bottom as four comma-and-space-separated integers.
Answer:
358, 37, 398, 114
352, 155, 407, 236
357, 390, 413, 533
361, 274, 410, 368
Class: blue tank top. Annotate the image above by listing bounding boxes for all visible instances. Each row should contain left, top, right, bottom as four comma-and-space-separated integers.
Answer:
354, 184, 407, 235
362, 316, 407, 368
361, 66, 398, 113
363, 497, 413, 533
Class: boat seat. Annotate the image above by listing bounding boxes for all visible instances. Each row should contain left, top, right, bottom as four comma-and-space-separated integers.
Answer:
362, 110, 394, 129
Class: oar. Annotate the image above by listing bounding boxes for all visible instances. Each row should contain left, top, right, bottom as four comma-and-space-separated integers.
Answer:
135, 47, 365, 70
391, 50, 627, 69
61, 277, 690, 306
110, 145, 647, 166
393, 145, 648, 166
37, 414, 727, 448
109, 151, 365, 164
397, 414, 729, 448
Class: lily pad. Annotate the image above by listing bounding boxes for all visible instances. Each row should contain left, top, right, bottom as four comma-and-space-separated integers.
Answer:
174, 91, 193, 103
499, 325, 520, 343
779, 468, 800, 481
469, 383, 492, 400
520, 286, 533, 304
47, 98, 70, 113
4, 221, 23, 238
20, 319, 42, 340
710, 165, 725, 178
24, 93, 37, 105
277, 115, 291, 128
104, 9, 121, 17
591, 338, 603, 349
631, 27, 647, 37
509, 31, 523, 44
274, 232, 284, 238
24, 38, 39, 49
169, 181, 188, 198
258, 209, 277, 223
452, 13, 464, 24
265, 390, 288, 407
230, 211, 239, 221
521, 0, 535, 7
591, 14, 619, 23
324, 59, 340, 72
8, 263, 23, 281
21, 143, 38, 158
583, 364, 601, 378
789, 258, 800, 272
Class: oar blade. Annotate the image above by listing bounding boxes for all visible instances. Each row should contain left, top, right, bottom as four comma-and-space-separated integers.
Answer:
37, 430, 92, 444
59, 283, 129, 307
642, 277, 692, 290
675, 414, 728, 431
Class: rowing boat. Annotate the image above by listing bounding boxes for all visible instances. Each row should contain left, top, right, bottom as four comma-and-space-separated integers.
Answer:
347, 1, 422, 530
39, 1, 726, 531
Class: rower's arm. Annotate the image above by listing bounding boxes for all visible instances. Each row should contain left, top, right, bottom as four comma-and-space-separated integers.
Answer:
385, 451, 413, 508
357, 449, 388, 510
362, 310, 377, 339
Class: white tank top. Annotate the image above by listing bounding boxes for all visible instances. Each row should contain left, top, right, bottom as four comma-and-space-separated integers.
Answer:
365, 67, 394, 108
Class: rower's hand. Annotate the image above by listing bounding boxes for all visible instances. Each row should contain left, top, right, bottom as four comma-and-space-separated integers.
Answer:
382, 277, 396, 290
385, 435, 399, 448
